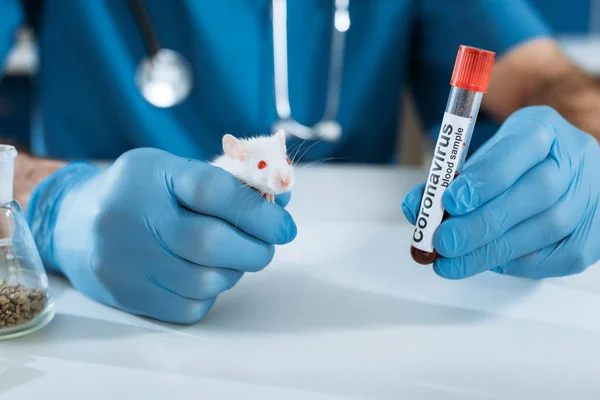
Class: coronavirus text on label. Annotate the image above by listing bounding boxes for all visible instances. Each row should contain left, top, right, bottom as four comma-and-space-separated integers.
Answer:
411, 113, 471, 253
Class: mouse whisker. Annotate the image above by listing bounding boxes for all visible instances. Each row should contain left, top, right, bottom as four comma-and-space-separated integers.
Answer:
233, 189, 261, 230
245, 191, 266, 218
243, 189, 264, 210
230, 181, 252, 197
294, 138, 324, 165
290, 137, 311, 164
286, 141, 304, 156
228, 182, 254, 213
289, 137, 307, 157
247, 191, 264, 209
298, 156, 346, 169
213, 179, 249, 209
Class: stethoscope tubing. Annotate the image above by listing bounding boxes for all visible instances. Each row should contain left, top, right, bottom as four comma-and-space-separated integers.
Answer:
128, 0, 161, 57
271, 0, 349, 141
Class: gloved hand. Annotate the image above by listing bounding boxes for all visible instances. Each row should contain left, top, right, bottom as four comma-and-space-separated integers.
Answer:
27, 148, 296, 323
402, 105, 600, 279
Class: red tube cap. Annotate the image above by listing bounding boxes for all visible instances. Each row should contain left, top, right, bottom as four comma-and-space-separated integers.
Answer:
450, 45, 496, 93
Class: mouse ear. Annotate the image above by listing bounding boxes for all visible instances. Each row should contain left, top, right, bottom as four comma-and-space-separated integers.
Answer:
273, 129, 287, 152
222, 134, 246, 161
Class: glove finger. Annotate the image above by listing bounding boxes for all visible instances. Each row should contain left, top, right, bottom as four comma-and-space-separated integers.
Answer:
495, 206, 598, 279
150, 254, 244, 300
443, 118, 555, 216
158, 209, 275, 272
401, 183, 426, 225
171, 160, 297, 245
140, 293, 217, 325
433, 192, 581, 279
275, 191, 292, 207
495, 241, 590, 279
492, 240, 565, 279
102, 269, 218, 324
435, 157, 569, 258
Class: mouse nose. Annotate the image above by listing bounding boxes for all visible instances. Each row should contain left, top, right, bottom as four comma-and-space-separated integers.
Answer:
279, 175, 290, 187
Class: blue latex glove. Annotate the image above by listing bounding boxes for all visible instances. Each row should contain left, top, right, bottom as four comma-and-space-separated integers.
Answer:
27, 148, 296, 323
402, 106, 600, 279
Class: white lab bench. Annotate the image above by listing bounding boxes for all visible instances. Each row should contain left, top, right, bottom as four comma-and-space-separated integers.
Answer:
1, 165, 600, 400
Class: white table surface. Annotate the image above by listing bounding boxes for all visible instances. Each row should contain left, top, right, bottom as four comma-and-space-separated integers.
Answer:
1, 165, 600, 400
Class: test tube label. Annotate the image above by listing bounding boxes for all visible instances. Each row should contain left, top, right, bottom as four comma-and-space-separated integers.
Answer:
411, 112, 472, 253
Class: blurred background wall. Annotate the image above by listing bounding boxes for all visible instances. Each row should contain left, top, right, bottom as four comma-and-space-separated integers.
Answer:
0, 0, 596, 162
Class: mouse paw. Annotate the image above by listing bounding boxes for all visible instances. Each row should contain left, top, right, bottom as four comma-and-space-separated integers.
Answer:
263, 193, 273, 203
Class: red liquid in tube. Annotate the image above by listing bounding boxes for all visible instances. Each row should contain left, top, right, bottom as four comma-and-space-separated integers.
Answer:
410, 45, 495, 265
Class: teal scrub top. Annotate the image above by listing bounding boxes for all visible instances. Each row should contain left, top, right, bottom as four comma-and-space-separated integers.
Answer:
529, 0, 592, 35
0, 0, 549, 164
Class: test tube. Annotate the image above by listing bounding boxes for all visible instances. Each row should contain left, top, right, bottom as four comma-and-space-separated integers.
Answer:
410, 45, 496, 265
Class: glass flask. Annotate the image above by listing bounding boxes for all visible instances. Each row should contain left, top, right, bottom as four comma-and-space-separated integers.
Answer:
0, 145, 54, 340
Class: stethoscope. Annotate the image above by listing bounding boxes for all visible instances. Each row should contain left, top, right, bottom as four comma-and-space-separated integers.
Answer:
128, 0, 350, 142
128, 0, 193, 109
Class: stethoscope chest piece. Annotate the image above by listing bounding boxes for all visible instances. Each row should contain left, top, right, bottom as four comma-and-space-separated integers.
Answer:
312, 120, 342, 142
135, 48, 193, 108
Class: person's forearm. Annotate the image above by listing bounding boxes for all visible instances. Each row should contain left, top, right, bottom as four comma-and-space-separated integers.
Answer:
8, 144, 65, 210
526, 67, 600, 141
484, 38, 600, 141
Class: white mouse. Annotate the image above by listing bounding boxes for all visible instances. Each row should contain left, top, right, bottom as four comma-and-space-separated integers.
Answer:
211, 129, 296, 203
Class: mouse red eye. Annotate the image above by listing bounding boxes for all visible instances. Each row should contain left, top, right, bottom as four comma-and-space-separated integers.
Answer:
257, 160, 267, 170
286, 157, 291, 165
